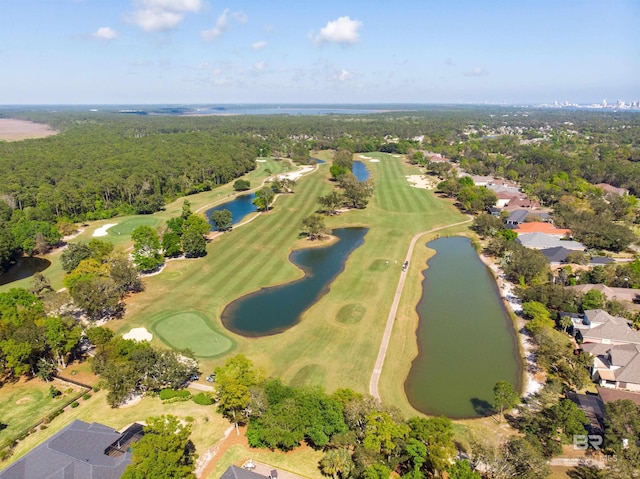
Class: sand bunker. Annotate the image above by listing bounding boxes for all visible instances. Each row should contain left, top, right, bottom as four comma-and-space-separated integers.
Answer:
92, 223, 117, 237
123, 327, 153, 342
369, 159, 380, 162
256, 159, 267, 162
277, 165, 315, 181
406, 175, 438, 189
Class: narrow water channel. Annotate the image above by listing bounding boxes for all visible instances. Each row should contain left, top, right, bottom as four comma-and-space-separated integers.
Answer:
404, 236, 522, 418
221, 227, 368, 337
352, 160, 370, 181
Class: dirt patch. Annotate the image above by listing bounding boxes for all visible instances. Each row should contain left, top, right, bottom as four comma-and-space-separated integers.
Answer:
15, 397, 31, 405
0, 119, 59, 141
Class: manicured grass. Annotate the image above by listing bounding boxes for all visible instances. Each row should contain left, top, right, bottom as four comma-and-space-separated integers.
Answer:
0, 379, 83, 447
206, 444, 324, 479
107, 216, 162, 237
114, 152, 468, 412
152, 311, 234, 357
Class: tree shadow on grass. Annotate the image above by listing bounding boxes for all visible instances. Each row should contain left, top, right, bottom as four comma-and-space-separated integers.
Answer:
470, 397, 494, 417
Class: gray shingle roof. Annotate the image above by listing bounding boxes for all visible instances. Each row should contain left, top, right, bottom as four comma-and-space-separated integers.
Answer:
577, 310, 640, 345
220, 466, 267, 479
516, 232, 584, 250
0, 420, 137, 479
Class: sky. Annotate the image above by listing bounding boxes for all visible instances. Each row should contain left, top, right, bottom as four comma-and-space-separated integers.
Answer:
1, 0, 639, 105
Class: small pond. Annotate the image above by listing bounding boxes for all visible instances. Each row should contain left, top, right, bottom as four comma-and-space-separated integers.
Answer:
206, 193, 257, 230
404, 236, 522, 418
352, 160, 370, 181
0, 257, 51, 286
221, 227, 368, 337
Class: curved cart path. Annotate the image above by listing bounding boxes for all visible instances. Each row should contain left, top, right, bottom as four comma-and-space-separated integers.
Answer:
368, 218, 472, 399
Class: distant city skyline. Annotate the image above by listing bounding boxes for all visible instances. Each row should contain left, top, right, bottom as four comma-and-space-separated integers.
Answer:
1, 0, 638, 105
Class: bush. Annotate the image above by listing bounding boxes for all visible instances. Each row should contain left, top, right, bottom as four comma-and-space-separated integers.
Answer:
159, 389, 191, 401
49, 386, 61, 398
82, 393, 91, 401
70, 402, 79, 408
192, 393, 214, 406
92, 385, 100, 393
184, 416, 195, 423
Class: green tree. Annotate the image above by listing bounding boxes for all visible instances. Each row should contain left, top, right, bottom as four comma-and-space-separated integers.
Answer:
181, 228, 207, 257
447, 460, 481, 479
209, 209, 233, 231
108, 253, 144, 295
131, 225, 163, 272
362, 411, 409, 459
522, 301, 555, 333
362, 464, 391, 479
44, 316, 82, 369
320, 448, 354, 479
581, 290, 605, 311
340, 175, 374, 209
122, 415, 196, 479
493, 381, 519, 422
301, 214, 327, 240
215, 354, 263, 429
318, 190, 344, 215
233, 179, 251, 191
472, 214, 503, 237
61, 243, 93, 273
253, 187, 275, 212
407, 416, 456, 475
162, 231, 182, 257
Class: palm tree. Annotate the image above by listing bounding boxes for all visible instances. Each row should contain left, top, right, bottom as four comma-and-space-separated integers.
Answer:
320, 448, 354, 479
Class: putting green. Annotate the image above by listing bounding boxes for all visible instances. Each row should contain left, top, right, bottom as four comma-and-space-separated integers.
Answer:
153, 312, 234, 357
108, 217, 162, 236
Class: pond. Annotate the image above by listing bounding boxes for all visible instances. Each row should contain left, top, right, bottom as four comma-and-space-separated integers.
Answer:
404, 236, 522, 418
206, 193, 257, 230
221, 227, 368, 337
0, 257, 51, 286
352, 160, 370, 181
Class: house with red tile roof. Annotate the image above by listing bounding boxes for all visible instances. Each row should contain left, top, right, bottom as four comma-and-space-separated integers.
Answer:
515, 222, 571, 237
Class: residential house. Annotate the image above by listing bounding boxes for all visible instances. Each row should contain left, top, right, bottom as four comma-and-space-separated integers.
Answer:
507, 197, 541, 209
470, 175, 495, 186
516, 232, 584, 251
595, 183, 629, 197
515, 222, 571, 237
567, 284, 640, 310
541, 246, 575, 265
221, 466, 268, 479
0, 420, 144, 479
573, 309, 640, 346
505, 209, 533, 226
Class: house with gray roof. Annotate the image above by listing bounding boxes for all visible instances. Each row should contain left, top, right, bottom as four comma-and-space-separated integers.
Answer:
583, 343, 640, 393
0, 420, 143, 479
573, 309, 640, 346
221, 466, 267, 479
516, 232, 584, 251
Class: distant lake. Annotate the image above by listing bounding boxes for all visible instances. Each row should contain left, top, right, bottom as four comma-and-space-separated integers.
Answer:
405, 237, 522, 418
206, 193, 257, 230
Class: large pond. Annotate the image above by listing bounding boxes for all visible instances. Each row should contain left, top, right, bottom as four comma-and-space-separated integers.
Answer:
0, 257, 51, 286
221, 227, 368, 337
352, 160, 370, 181
404, 236, 522, 418
206, 193, 257, 230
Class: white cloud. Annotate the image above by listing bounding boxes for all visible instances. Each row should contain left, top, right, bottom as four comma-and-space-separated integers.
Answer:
311, 16, 362, 46
93, 27, 117, 40
127, 0, 203, 32
463, 67, 488, 77
254, 61, 265, 71
251, 40, 267, 51
201, 8, 246, 41
331, 69, 354, 81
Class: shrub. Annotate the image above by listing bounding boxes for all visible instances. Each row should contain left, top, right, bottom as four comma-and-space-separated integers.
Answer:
92, 385, 100, 392
184, 416, 195, 423
192, 393, 214, 406
159, 389, 191, 401
49, 386, 61, 398
82, 393, 91, 401
70, 402, 79, 408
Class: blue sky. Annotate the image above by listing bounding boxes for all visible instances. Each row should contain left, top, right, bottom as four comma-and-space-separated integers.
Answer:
1, 0, 638, 104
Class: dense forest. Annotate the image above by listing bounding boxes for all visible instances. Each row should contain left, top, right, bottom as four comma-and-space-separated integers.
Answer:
0, 106, 639, 273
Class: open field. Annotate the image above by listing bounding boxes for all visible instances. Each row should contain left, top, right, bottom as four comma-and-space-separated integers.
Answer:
0, 119, 59, 141
0, 379, 84, 448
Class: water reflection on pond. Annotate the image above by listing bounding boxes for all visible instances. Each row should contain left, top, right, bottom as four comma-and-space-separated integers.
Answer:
221, 227, 368, 337
0, 257, 51, 286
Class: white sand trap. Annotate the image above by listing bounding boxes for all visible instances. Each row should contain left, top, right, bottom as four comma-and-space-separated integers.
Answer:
123, 327, 153, 342
277, 165, 315, 181
369, 159, 380, 162
359, 155, 374, 160
256, 159, 267, 162
406, 175, 431, 188
92, 223, 117, 237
